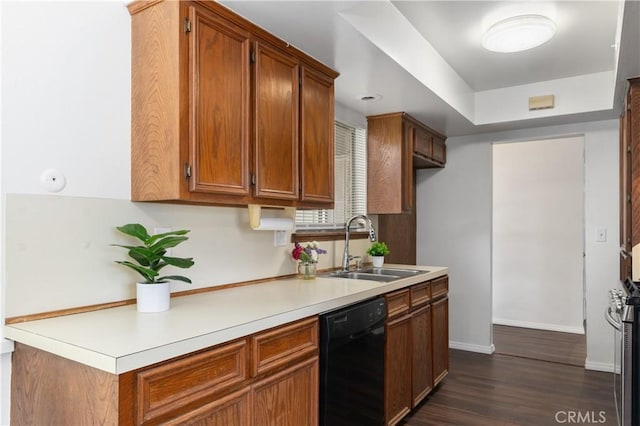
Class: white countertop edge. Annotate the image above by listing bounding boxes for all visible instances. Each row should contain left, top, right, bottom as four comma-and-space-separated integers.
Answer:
7, 266, 448, 374
4, 327, 116, 372
1, 338, 14, 354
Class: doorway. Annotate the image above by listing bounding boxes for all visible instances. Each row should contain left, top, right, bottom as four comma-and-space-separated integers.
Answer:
491, 136, 586, 365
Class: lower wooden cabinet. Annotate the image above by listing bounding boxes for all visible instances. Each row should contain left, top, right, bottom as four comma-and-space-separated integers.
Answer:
164, 387, 251, 426
10, 279, 448, 426
432, 296, 450, 386
10, 317, 319, 426
385, 312, 412, 426
411, 304, 433, 407
384, 276, 449, 426
252, 356, 318, 425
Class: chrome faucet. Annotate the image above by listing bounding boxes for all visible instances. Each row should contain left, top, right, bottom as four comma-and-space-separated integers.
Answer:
342, 214, 376, 271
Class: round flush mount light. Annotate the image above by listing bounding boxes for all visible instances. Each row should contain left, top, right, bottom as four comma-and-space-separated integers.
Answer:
482, 14, 556, 53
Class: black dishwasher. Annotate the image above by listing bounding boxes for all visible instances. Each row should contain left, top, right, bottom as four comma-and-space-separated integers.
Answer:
319, 296, 386, 426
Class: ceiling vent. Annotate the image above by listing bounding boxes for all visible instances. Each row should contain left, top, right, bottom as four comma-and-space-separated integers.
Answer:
529, 95, 555, 111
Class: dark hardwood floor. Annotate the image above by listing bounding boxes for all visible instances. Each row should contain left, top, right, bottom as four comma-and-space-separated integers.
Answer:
401, 337, 615, 425
493, 324, 587, 367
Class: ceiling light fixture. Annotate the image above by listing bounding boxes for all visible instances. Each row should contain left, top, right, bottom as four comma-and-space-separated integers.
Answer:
482, 14, 556, 53
360, 94, 382, 102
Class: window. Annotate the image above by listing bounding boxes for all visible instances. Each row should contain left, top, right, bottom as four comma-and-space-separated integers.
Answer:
295, 121, 367, 230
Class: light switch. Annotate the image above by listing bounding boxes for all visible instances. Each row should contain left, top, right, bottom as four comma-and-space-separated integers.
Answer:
596, 228, 607, 243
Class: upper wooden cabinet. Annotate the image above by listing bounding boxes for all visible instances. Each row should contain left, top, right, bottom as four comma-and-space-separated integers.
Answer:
620, 77, 640, 280
128, 0, 338, 208
367, 112, 446, 214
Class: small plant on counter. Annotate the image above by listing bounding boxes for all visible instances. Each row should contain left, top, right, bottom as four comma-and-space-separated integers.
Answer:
292, 241, 327, 263
112, 223, 195, 284
367, 241, 390, 257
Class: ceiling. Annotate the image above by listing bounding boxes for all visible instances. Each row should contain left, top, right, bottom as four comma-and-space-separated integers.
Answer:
221, 1, 640, 136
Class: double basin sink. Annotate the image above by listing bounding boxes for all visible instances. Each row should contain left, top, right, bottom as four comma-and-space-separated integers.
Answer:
321, 267, 429, 283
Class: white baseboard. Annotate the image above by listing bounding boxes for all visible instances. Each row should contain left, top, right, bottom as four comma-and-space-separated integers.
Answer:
449, 341, 495, 354
493, 318, 585, 335
584, 360, 615, 373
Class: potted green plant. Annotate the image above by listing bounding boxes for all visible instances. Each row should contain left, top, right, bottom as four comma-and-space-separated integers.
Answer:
112, 223, 194, 312
367, 241, 390, 268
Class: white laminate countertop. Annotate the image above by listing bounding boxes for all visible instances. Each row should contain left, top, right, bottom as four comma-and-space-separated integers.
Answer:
4, 264, 447, 374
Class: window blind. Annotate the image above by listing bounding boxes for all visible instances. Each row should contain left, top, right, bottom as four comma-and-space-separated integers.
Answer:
295, 122, 367, 230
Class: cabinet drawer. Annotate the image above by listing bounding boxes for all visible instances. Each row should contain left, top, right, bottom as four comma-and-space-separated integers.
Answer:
386, 289, 410, 318
431, 276, 449, 299
410, 282, 431, 308
251, 317, 318, 377
136, 339, 247, 425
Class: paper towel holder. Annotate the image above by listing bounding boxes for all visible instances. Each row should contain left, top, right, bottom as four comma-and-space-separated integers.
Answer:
248, 204, 296, 231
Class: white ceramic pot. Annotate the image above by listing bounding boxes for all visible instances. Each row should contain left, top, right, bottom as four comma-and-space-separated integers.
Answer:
372, 256, 384, 268
136, 282, 170, 313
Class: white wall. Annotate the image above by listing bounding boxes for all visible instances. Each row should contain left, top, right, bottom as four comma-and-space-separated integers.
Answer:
492, 137, 585, 334
0, 1, 9, 423
0, 2, 370, 422
417, 119, 620, 370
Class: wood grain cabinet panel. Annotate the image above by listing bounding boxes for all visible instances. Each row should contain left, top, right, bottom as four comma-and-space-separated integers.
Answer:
136, 339, 247, 424
431, 276, 449, 300
411, 304, 433, 407
189, 6, 251, 198
386, 289, 410, 319
129, 0, 337, 208
164, 387, 251, 426
251, 317, 318, 377
367, 113, 409, 214
383, 277, 449, 425
367, 112, 446, 213
10, 343, 120, 426
432, 136, 446, 164
385, 314, 412, 426
252, 356, 319, 426
413, 127, 433, 159
629, 79, 640, 250
620, 78, 640, 279
410, 282, 431, 308
254, 41, 299, 201
432, 296, 450, 386
11, 316, 321, 426
299, 67, 335, 206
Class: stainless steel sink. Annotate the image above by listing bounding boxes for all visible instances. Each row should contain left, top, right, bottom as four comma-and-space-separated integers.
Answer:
358, 267, 429, 277
321, 267, 429, 283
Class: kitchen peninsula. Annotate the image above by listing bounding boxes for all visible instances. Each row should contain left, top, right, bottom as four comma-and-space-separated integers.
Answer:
6, 265, 448, 425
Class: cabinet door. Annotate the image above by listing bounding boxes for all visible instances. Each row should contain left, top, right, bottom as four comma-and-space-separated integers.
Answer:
164, 387, 251, 426
254, 41, 299, 201
630, 82, 640, 248
189, 6, 251, 197
300, 67, 335, 205
252, 357, 318, 426
432, 297, 449, 386
402, 121, 414, 212
411, 305, 433, 407
385, 314, 412, 426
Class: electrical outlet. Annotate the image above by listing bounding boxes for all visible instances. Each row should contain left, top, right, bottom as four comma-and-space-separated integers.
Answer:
274, 230, 288, 247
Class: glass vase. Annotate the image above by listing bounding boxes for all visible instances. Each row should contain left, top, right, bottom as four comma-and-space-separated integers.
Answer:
298, 261, 317, 280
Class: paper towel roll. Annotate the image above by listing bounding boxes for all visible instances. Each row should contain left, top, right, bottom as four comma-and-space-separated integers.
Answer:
251, 217, 294, 231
